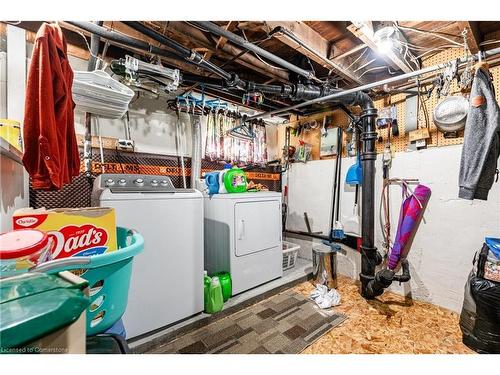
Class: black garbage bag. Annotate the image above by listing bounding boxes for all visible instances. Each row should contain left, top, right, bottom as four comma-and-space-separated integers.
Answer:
460, 242, 500, 353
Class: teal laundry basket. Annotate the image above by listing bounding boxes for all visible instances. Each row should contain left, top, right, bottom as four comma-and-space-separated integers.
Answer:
31, 227, 144, 336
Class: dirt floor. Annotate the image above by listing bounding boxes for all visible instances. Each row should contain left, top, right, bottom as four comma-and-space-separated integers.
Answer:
294, 276, 474, 354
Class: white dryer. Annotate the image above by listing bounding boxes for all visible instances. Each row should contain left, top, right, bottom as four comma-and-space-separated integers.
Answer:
92, 174, 203, 340
204, 192, 283, 295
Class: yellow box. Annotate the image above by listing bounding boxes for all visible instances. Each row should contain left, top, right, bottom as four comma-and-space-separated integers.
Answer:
0, 119, 22, 152
13, 207, 117, 260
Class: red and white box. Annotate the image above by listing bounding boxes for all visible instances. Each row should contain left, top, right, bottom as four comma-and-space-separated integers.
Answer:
13, 207, 118, 260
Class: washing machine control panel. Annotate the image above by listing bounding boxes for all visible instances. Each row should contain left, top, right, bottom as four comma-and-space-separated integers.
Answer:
96, 174, 186, 193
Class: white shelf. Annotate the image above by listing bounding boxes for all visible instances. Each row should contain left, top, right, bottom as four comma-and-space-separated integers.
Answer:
0, 137, 23, 164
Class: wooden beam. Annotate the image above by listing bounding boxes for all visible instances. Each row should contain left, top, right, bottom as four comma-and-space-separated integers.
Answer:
348, 21, 413, 74
158, 21, 290, 83
457, 21, 482, 54
261, 21, 364, 84
58, 21, 214, 78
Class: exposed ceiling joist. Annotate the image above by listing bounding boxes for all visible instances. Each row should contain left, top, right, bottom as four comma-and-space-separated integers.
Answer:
348, 21, 413, 74
157, 21, 290, 83
457, 21, 482, 54
59, 21, 214, 78
261, 21, 365, 84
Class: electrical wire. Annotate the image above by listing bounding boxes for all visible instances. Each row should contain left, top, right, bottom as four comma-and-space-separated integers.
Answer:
358, 65, 399, 79
74, 28, 99, 60
241, 29, 289, 71
344, 48, 368, 70
393, 23, 464, 47
96, 116, 106, 173
480, 39, 500, 46
353, 58, 376, 73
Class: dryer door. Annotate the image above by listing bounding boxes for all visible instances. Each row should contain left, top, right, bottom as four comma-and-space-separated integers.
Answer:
234, 200, 281, 257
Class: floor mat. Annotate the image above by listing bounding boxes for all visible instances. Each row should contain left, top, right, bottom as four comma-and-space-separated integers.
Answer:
150, 289, 347, 354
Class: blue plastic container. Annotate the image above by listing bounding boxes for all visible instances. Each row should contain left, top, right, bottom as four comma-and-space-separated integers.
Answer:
31, 227, 144, 336
205, 171, 220, 195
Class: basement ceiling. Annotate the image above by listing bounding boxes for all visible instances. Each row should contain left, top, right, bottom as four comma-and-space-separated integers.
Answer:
8, 20, 500, 114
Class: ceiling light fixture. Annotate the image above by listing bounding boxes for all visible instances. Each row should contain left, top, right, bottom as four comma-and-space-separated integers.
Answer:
374, 26, 398, 55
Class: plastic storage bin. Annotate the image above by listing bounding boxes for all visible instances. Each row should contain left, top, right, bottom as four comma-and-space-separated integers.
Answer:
31, 227, 144, 336
72, 70, 134, 119
0, 229, 52, 278
282, 241, 300, 270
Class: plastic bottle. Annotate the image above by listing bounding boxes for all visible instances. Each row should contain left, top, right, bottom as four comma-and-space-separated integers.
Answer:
205, 276, 224, 314
203, 271, 212, 312
218, 164, 232, 194
214, 271, 232, 302
204, 172, 220, 195
223, 167, 247, 193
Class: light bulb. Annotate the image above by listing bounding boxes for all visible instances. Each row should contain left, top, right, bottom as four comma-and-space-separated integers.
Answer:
377, 38, 394, 55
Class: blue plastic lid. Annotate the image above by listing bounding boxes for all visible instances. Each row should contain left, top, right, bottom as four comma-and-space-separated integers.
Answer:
485, 237, 500, 259
223, 164, 232, 169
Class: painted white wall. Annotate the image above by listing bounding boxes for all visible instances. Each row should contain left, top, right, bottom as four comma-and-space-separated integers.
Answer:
285, 145, 500, 312
1, 26, 29, 233
67, 54, 280, 158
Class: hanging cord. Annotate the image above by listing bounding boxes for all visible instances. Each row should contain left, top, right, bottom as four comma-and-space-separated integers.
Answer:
96, 116, 105, 174
379, 178, 424, 260
174, 101, 187, 188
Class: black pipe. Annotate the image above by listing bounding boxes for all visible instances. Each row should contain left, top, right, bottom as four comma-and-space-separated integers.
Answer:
193, 21, 319, 83
365, 259, 411, 298
358, 103, 382, 299
67, 21, 187, 62
284, 230, 331, 242
123, 21, 240, 86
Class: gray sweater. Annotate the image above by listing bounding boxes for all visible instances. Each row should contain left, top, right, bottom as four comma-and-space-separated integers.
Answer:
459, 68, 500, 200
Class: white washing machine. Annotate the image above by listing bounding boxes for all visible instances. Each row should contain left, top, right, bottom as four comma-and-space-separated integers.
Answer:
92, 174, 204, 340
204, 192, 283, 295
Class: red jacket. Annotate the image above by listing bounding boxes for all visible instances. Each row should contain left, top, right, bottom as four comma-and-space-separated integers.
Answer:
22, 23, 80, 190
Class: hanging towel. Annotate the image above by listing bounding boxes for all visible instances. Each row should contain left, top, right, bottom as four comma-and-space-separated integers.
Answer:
458, 67, 500, 200
22, 23, 80, 190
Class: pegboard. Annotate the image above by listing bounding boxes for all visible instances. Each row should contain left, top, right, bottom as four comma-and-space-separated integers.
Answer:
287, 47, 500, 158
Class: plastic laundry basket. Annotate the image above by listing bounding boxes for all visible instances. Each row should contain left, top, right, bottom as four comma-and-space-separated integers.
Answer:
30, 227, 144, 336
282, 241, 300, 270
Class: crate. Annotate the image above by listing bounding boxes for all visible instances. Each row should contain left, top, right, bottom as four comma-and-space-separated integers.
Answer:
282, 241, 300, 270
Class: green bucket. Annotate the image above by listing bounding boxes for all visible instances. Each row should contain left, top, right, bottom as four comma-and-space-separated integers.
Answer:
31, 227, 144, 336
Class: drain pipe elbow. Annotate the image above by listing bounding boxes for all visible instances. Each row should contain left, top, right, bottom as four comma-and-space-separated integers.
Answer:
365, 260, 412, 298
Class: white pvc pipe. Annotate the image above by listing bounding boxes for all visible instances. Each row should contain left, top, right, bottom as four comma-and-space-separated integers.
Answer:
247, 46, 500, 121
190, 115, 202, 189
